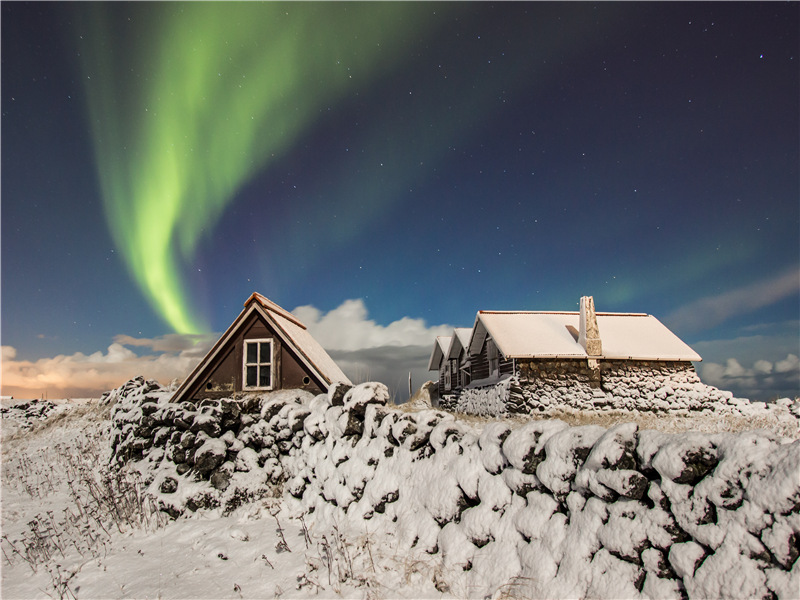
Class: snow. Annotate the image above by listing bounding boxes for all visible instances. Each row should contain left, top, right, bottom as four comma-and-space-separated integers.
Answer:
469, 311, 701, 360
455, 367, 800, 439
3, 379, 800, 599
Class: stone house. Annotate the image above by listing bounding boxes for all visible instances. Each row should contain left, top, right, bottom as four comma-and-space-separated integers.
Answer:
429, 296, 701, 403
171, 293, 351, 404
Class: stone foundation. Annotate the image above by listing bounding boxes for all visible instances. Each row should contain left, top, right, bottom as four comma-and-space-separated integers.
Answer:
456, 360, 747, 416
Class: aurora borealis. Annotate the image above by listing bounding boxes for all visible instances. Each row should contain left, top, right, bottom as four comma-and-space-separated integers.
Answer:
2, 2, 798, 401
76, 2, 437, 334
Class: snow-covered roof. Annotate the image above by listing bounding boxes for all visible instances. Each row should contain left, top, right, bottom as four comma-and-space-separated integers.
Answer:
446, 328, 473, 361
427, 336, 452, 371
469, 310, 701, 362
249, 294, 352, 386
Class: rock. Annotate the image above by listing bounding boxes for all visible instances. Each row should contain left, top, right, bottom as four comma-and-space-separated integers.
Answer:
342, 411, 364, 438
153, 427, 172, 446
191, 410, 222, 438
597, 469, 649, 500
479, 422, 512, 474
160, 477, 178, 494
503, 420, 569, 475
194, 438, 227, 475
536, 425, 606, 498
179, 431, 196, 449
288, 408, 311, 433
668, 541, 708, 579
210, 468, 232, 491
584, 423, 639, 471
374, 490, 399, 514
170, 446, 187, 464
328, 382, 352, 407
343, 382, 390, 417
652, 435, 718, 485
141, 402, 160, 416
240, 395, 262, 414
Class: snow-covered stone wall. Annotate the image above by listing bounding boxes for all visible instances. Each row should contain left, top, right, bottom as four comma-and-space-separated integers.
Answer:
455, 365, 765, 417
109, 377, 800, 599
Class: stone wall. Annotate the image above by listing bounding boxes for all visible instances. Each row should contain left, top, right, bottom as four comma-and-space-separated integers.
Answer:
455, 361, 750, 416
108, 377, 799, 599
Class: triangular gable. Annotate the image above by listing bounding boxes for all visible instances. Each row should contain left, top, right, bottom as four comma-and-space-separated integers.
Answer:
427, 336, 452, 371
446, 327, 473, 361
248, 295, 351, 387
171, 294, 351, 403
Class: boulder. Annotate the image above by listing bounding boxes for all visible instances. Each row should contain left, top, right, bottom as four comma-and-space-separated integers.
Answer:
328, 381, 352, 407
194, 438, 227, 475
159, 477, 178, 494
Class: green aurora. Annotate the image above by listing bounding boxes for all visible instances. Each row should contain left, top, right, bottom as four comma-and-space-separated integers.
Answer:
76, 2, 433, 334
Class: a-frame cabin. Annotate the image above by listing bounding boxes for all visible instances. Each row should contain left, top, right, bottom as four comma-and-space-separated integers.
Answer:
171, 293, 351, 403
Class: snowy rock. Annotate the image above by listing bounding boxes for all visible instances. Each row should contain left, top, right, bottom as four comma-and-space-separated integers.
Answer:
668, 540, 707, 579
760, 514, 800, 570
343, 382, 389, 420
328, 381, 351, 407
191, 407, 222, 437
537, 425, 605, 498
502, 420, 568, 475
209, 462, 234, 491
194, 438, 227, 475
159, 476, 178, 494
651, 433, 718, 484
478, 422, 511, 474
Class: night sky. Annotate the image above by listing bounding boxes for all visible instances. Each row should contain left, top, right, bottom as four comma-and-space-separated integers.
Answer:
2, 2, 798, 401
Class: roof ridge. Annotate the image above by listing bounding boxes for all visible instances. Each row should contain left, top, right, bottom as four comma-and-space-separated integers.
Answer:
246, 292, 307, 329
478, 310, 650, 317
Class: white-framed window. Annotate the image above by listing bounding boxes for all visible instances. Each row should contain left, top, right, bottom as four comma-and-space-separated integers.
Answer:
243, 338, 274, 390
444, 362, 452, 391
487, 339, 499, 376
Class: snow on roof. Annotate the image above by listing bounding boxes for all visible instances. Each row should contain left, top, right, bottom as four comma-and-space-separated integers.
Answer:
446, 327, 474, 360
427, 336, 452, 371
469, 310, 701, 362
250, 295, 352, 385
594, 313, 702, 361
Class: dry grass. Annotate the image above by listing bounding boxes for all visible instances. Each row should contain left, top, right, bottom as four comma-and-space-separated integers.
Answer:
2, 400, 112, 446
495, 576, 537, 600
449, 405, 799, 438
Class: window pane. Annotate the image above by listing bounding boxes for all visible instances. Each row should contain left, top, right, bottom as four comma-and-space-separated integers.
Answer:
260, 342, 271, 364
259, 366, 270, 388
246, 366, 257, 387
246, 342, 257, 364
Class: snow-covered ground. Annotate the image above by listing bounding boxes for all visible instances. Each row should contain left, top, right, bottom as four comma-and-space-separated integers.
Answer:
2, 381, 799, 599
2, 401, 442, 599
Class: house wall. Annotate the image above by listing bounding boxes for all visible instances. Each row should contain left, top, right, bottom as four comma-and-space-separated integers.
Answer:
181, 312, 326, 402
517, 358, 696, 390
471, 337, 515, 382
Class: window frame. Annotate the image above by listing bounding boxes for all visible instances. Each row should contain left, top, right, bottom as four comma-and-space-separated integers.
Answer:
242, 338, 275, 391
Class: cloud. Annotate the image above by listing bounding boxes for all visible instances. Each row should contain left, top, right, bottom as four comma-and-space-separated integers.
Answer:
112, 333, 218, 355
2, 300, 453, 402
664, 267, 799, 333
1, 334, 217, 400
291, 299, 453, 401
292, 299, 453, 351
700, 353, 799, 401
328, 345, 440, 403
